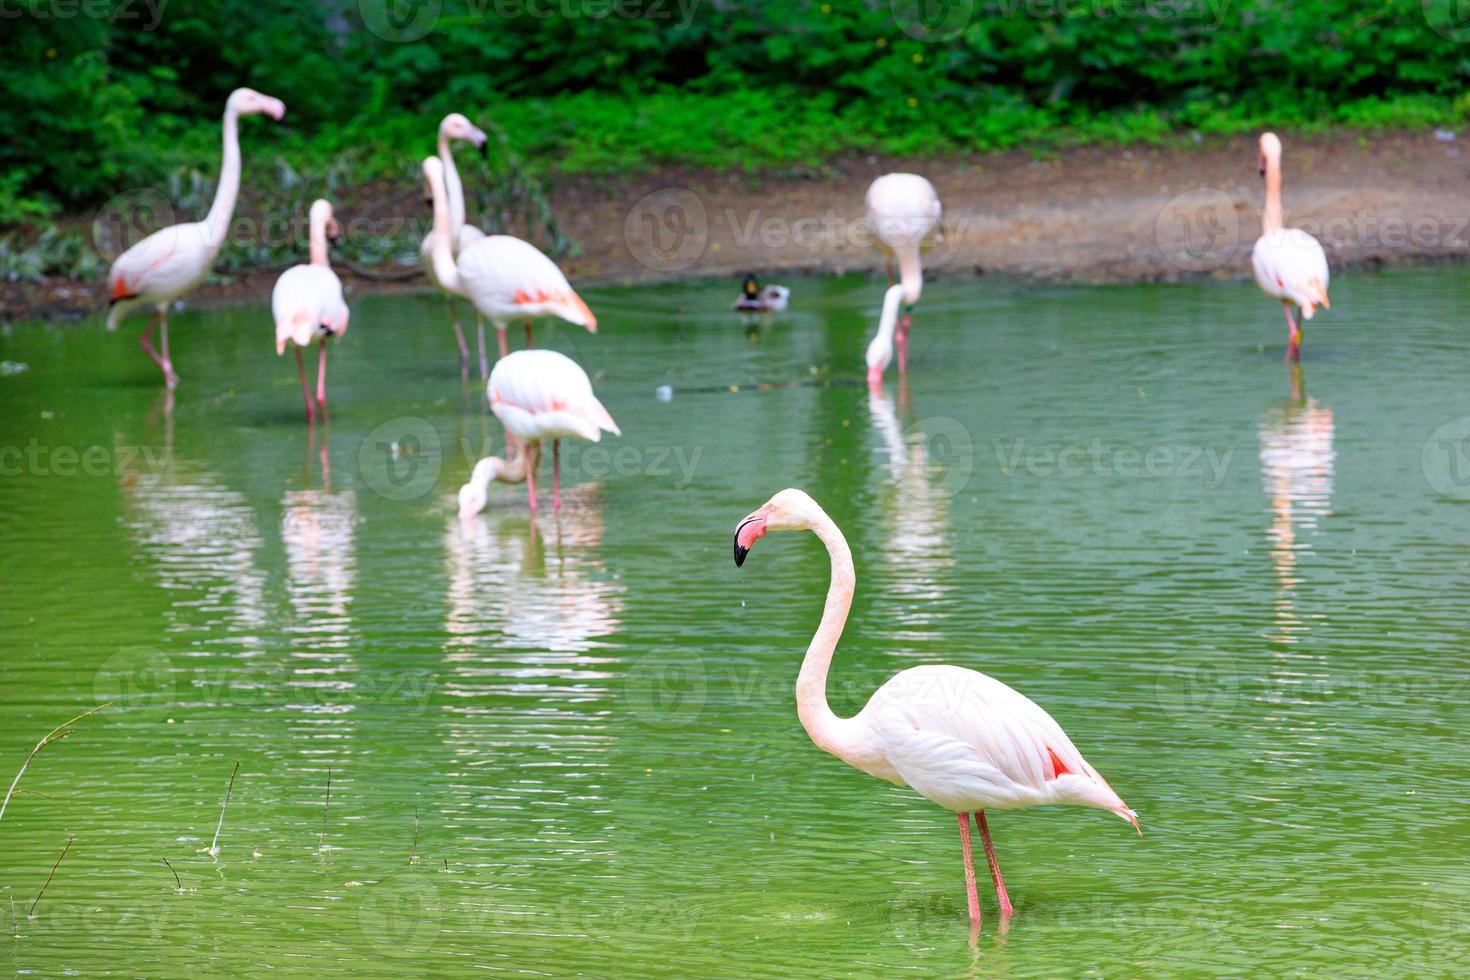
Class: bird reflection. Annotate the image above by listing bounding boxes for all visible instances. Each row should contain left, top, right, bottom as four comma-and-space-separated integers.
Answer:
1258, 364, 1335, 645
868, 383, 954, 610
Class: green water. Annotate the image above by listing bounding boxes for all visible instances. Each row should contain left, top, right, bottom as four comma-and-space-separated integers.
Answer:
2, 269, 1469, 975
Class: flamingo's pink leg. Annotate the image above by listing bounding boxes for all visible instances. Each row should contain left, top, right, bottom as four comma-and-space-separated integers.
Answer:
524, 321, 534, 348
476, 316, 489, 379
552, 439, 561, 512
496, 325, 509, 359
525, 442, 539, 512
316, 338, 329, 424
294, 347, 315, 423
957, 812, 981, 928
1283, 302, 1301, 362
976, 811, 1014, 918
449, 298, 469, 378
896, 310, 911, 376
139, 311, 179, 389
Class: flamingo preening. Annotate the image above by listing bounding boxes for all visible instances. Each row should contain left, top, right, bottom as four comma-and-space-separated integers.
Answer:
1251, 133, 1330, 362
106, 88, 286, 388
864, 173, 940, 390
418, 113, 490, 378
421, 157, 596, 368
272, 199, 348, 423
732, 489, 1139, 930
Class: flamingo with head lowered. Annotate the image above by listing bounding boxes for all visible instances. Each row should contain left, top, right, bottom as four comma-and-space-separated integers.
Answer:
418, 113, 490, 378
421, 157, 596, 365
865, 173, 940, 390
273, 199, 347, 423
732, 489, 1139, 930
106, 87, 285, 388
1252, 133, 1330, 362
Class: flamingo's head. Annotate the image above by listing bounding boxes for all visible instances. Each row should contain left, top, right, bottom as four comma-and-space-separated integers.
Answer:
1258, 132, 1281, 177
441, 113, 489, 158
229, 88, 286, 122
458, 480, 488, 521
733, 488, 818, 566
309, 199, 341, 246
865, 330, 892, 390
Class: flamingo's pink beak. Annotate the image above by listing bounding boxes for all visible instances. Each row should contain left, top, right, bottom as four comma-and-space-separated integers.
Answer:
266, 99, 286, 121
733, 506, 770, 567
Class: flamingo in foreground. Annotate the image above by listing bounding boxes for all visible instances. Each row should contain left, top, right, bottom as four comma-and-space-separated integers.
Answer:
421, 157, 596, 366
460, 349, 619, 515
1252, 132, 1330, 362
732, 489, 1139, 929
418, 113, 490, 378
106, 87, 285, 388
865, 173, 940, 389
273, 199, 348, 423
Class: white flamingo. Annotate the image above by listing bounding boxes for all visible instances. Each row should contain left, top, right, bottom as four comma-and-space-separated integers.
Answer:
272, 199, 348, 423
106, 88, 285, 388
1251, 133, 1330, 361
459, 349, 619, 515
733, 489, 1138, 930
421, 157, 596, 364
417, 113, 490, 378
864, 173, 940, 389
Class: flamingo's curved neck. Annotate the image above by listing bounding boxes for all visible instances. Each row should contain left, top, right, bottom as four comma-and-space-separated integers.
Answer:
1262, 156, 1283, 235
204, 106, 242, 253
797, 510, 860, 759
308, 212, 330, 268
473, 448, 527, 489
896, 246, 923, 305
438, 133, 467, 235
867, 284, 906, 370
427, 169, 464, 294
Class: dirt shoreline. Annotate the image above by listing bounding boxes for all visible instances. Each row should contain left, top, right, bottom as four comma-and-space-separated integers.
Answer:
8, 130, 1470, 321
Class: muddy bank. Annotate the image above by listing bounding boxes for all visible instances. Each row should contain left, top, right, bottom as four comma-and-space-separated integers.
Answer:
8, 130, 1470, 321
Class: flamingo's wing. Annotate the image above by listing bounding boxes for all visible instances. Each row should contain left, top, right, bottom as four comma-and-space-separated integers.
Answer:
461, 236, 596, 329
272, 265, 348, 351
489, 350, 616, 442
1253, 230, 1329, 315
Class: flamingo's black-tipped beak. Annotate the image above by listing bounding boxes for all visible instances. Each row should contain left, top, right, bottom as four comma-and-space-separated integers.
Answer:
733, 511, 768, 567
478, 140, 489, 160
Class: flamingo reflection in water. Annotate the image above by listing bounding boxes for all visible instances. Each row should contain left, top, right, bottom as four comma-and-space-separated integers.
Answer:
1258, 365, 1335, 645
868, 386, 956, 608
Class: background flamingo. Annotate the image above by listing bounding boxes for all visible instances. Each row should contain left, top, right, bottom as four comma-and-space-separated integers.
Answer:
418, 113, 490, 378
732, 489, 1138, 930
106, 88, 285, 388
471, 349, 619, 514
864, 173, 940, 389
273, 199, 348, 422
457, 451, 527, 519
421, 157, 597, 363
1252, 132, 1330, 361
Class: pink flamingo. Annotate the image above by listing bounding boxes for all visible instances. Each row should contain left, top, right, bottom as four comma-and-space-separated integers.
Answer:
459, 349, 618, 516
733, 489, 1139, 929
418, 113, 490, 378
273, 199, 348, 423
421, 157, 596, 364
865, 173, 940, 389
1252, 133, 1330, 362
106, 88, 285, 388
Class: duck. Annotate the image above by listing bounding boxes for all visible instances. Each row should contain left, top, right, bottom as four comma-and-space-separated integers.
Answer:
733, 273, 790, 313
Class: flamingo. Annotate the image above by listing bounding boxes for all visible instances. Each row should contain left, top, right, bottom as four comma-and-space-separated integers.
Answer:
272, 199, 348, 423
106, 88, 285, 388
1251, 133, 1330, 362
456, 349, 619, 515
732, 489, 1139, 929
421, 157, 596, 364
418, 113, 490, 378
864, 173, 940, 389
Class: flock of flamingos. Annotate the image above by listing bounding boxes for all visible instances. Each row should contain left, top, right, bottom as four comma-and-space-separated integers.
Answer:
101, 87, 1332, 931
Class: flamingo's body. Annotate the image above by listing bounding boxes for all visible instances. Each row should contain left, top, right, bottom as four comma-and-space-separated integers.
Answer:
106, 88, 285, 388
273, 199, 348, 422
458, 349, 618, 515
733, 489, 1137, 929
417, 113, 490, 378
421, 157, 596, 369
864, 173, 940, 389
1251, 133, 1330, 361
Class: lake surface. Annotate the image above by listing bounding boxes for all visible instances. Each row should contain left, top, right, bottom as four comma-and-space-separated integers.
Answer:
2, 268, 1468, 974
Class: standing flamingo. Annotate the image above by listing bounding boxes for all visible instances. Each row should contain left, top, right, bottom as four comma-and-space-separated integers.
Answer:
106, 88, 286, 388
459, 349, 619, 515
732, 489, 1139, 929
418, 113, 490, 378
273, 199, 348, 423
421, 157, 596, 364
864, 174, 940, 389
1252, 133, 1330, 362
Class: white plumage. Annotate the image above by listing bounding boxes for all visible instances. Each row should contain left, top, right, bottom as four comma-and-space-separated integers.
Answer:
271, 199, 347, 421
489, 349, 619, 444
864, 173, 941, 387
417, 112, 491, 376
1252, 133, 1330, 361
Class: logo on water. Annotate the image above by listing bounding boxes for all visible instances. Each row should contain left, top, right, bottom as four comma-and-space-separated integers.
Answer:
911, 416, 976, 497
92, 647, 175, 721
625, 652, 707, 728
891, 0, 974, 41
624, 188, 708, 272
1422, 417, 1470, 500
357, 876, 441, 955
358, 0, 442, 42
1154, 653, 1238, 719
1155, 188, 1241, 273
359, 417, 442, 501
